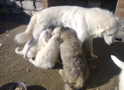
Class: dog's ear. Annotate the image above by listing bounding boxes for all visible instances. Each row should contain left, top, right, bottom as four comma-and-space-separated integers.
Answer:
97, 21, 109, 34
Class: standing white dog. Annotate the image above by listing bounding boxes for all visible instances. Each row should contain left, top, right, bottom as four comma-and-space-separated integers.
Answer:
111, 55, 124, 90
29, 27, 61, 69
15, 6, 120, 59
15, 28, 52, 59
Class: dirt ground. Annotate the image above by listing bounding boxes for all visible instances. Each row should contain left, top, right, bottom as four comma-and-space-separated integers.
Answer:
0, 20, 124, 90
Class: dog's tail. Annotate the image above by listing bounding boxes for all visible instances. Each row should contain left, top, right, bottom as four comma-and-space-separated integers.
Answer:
14, 13, 38, 44
15, 47, 24, 55
111, 55, 124, 70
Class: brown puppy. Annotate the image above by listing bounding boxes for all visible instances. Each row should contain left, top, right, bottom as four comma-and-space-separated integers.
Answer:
59, 27, 89, 90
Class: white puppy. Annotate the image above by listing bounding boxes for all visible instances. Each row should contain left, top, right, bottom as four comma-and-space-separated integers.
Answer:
111, 55, 124, 90
15, 6, 120, 59
15, 28, 52, 59
29, 27, 61, 69
59, 27, 89, 90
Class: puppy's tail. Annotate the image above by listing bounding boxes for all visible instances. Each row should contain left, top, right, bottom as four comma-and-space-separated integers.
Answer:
14, 13, 37, 44
15, 47, 24, 55
111, 55, 124, 70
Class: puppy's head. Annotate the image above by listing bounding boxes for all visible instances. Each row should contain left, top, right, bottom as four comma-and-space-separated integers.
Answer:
60, 27, 77, 41
39, 28, 52, 45
51, 27, 62, 35
40, 28, 52, 39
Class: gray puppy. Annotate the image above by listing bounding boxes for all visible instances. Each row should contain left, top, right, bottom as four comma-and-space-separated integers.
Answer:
59, 27, 89, 90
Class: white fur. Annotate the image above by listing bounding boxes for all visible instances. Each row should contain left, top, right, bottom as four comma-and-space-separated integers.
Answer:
15, 29, 52, 59
29, 27, 61, 69
15, 6, 120, 59
111, 55, 124, 90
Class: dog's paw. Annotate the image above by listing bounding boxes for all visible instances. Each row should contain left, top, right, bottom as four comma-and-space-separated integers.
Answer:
91, 54, 98, 59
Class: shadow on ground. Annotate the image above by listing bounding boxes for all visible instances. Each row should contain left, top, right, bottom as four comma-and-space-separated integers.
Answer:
0, 20, 21, 34
27, 85, 46, 90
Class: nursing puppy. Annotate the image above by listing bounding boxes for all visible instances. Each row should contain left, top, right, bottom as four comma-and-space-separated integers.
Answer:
111, 55, 124, 90
29, 27, 61, 69
15, 28, 52, 59
14, 6, 120, 59
59, 27, 89, 90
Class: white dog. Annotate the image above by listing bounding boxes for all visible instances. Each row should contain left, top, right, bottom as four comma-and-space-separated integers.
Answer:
15, 6, 120, 59
59, 27, 89, 90
29, 27, 61, 69
111, 55, 124, 90
15, 28, 52, 59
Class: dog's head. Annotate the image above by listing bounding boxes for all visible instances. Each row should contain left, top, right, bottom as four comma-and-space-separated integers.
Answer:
87, 8, 121, 45
102, 28, 118, 45
97, 16, 120, 45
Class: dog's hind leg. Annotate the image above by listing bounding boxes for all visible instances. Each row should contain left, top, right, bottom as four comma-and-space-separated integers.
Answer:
85, 37, 98, 59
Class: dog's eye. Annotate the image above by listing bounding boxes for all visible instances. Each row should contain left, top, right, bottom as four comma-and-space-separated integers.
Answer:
109, 34, 113, 36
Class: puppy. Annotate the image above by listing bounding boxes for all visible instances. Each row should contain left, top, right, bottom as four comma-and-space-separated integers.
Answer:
59, 27, 89, 90
15, 28, 52, 59
111, 55, 124, 90
14, 6, 120, 59
29, 27, 61, 69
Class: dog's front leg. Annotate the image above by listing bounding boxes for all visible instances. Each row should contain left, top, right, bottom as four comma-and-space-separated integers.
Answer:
85, 37, 98, 59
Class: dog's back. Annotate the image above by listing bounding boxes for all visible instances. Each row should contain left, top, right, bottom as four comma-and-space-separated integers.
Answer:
111, 55, 124, 90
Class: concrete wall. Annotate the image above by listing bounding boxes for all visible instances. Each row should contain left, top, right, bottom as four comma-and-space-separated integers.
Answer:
0, 0, 48, 16
0, 0, 48, 23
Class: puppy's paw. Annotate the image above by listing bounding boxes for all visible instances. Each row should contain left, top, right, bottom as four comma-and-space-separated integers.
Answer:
23, 55, 28, 60
65, 83, 73, 90
59, 69, 63, 76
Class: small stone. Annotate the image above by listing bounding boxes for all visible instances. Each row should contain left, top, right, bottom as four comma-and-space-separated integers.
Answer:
26, 67, 30, 72
13, 66, 15, 68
